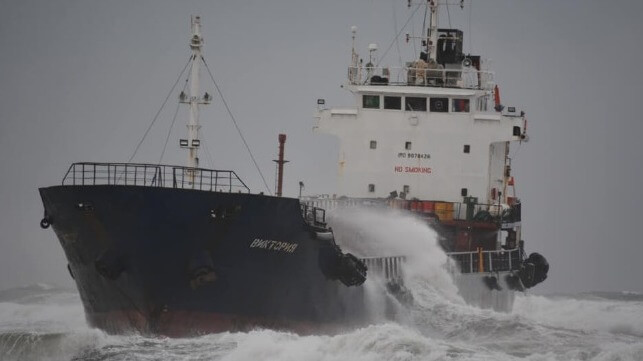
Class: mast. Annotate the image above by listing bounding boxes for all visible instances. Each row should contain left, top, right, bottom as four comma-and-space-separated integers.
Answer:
187, 15, 203, 169
428, 0, 439, 61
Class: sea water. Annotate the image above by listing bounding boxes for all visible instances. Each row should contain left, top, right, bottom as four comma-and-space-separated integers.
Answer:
1, 210, 642, 361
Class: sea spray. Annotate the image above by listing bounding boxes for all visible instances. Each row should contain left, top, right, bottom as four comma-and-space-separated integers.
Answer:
326, 206, 462, 304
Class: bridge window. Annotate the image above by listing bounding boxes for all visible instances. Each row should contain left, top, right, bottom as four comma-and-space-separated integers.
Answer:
405, 141, 412, 150
452, 98, 470, 112
430, 97, 448, 112
370, 140, 377, 149
384, 96, 401, 110
464, 144, 470, 153
363, 95, 380, 109
405, 97, 427, 111
368, 184, 375, 193
403, 185, 410, 194
461, 188, 468, 196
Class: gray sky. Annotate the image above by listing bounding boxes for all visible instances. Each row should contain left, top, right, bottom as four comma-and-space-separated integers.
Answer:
1, 0, 642, 294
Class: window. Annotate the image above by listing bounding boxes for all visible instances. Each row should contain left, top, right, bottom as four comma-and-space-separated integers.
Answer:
452, 98, 470, 112
430, 97, 448, 112
384, 96, 402, 110
403, 185, 410, 194
368, 184, 375, 193
363, 95, 380, 109
370, 140, 377, 149
461, 188, 468, 197
405, 141, 412, 150
477, 96, 488, 111
405, 97, 427, 111
463, 144, 470, 153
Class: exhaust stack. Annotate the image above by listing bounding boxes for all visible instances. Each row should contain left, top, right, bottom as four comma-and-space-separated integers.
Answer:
273, 134, 288, 197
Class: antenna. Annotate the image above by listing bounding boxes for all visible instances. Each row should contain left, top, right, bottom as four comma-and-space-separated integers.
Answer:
349, 26, 359, 84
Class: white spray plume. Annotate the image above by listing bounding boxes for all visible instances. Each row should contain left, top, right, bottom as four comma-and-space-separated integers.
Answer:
326, 207, 463, 304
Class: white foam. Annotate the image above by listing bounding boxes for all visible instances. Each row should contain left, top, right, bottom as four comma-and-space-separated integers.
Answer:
514, 293, 643, 337
217, 325, 451, 361
0, 296, 85, 333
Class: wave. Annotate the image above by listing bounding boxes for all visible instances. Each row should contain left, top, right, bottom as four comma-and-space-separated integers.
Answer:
514, 293, 643, 337
1, 212, 642, 360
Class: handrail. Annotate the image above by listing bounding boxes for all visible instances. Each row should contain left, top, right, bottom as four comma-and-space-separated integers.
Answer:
446, 248, 522, 274
61, 162, 250, 193
361, 256, 405, 281
302, 197, 521, 225
348, 65, 495, 90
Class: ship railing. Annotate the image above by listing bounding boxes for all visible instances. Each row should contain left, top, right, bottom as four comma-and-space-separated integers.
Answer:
361, 256, 405, 281
446, 248, 521, 274
301, 197, 521, 227
403, 200, 521, 225
300, 197, 382, 214
348, 65, 495, 90
61, 162, 250, 193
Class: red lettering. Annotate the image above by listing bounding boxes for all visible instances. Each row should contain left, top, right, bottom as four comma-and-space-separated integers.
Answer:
394, 165, 432, 174
403, 166, 432, 174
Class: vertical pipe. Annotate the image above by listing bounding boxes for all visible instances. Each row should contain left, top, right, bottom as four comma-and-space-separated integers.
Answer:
274, 134, 287, 197
488, 252, 493, 272
469, 253, 473, 273
478, 247, 484, 273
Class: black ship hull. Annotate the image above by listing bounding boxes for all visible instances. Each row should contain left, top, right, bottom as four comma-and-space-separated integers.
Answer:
39, 185, 368, 336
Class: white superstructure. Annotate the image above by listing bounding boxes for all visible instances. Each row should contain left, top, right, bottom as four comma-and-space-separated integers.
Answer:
314, 14, 526, 206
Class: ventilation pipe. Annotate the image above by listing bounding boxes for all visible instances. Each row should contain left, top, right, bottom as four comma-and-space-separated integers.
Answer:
273, 134, 288, 197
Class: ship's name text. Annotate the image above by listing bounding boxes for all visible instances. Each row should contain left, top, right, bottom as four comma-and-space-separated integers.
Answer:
250, 238, 298, 253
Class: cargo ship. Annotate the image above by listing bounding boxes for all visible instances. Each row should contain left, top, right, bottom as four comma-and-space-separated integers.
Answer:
306, 0, 548, 311
38, 2, 548, 336
38, 16, 374, 336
